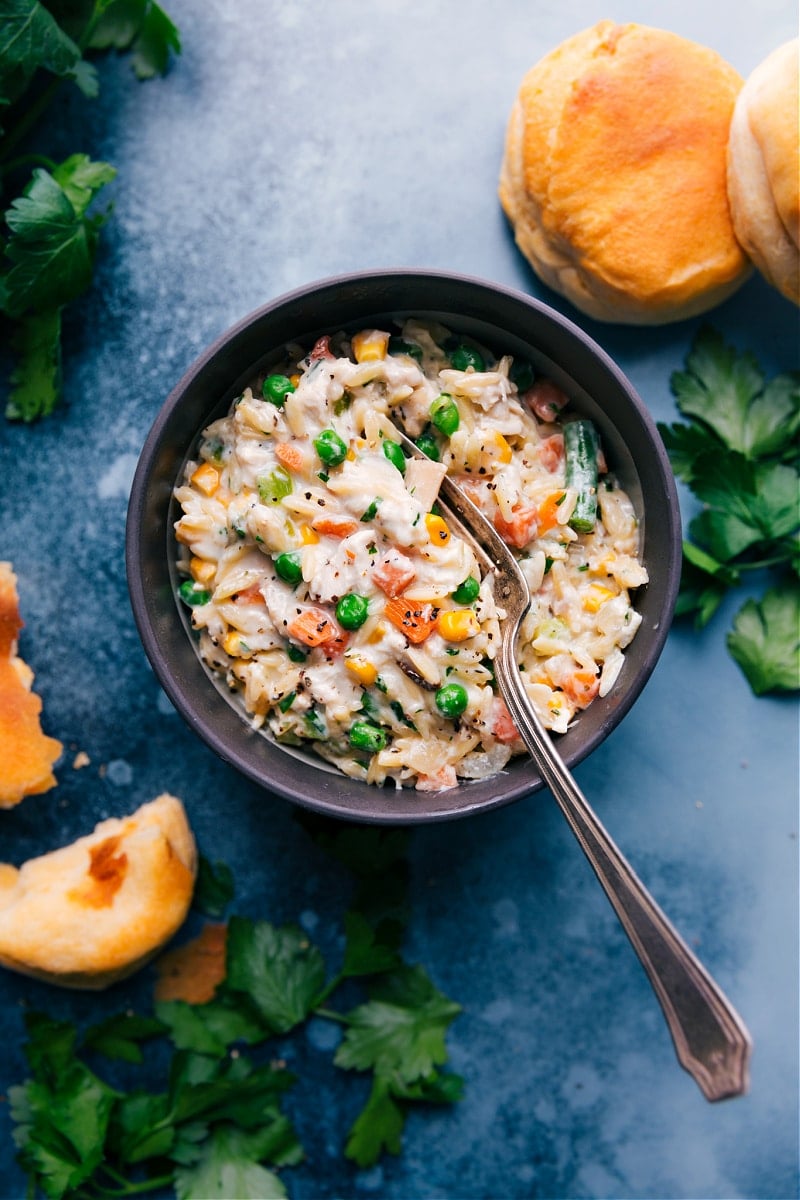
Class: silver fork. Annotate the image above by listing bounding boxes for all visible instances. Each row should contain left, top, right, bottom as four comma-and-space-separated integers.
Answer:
393, 427, 752, 1101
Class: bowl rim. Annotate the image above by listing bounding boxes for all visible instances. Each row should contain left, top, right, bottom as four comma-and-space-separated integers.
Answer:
126, 267, 682, 824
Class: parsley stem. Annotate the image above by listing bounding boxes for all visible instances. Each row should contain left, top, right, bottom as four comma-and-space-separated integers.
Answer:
314, 1004, 348, 1024
313, 971, 347, 1007
0, 77, 65, 164
0, 153, 57, 178
92, 1167, 175, 1196
735, 552, 795, 571
0, 3, 103, 167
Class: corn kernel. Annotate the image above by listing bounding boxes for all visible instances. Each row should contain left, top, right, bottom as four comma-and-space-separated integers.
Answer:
190, 556, 216, 585
352, 330, 389, 363
289, 373, 301, 388
437, 609, 480, 642
366, 623, 386, 644
300, 523, 319, 544
424, 513, 450, 545
583, 584, 616, 613
191, 463, 220, 495
493, 433, 513, 464
222, 631, 250, 657
345, 655, 378, 687
346, 448, 357, 461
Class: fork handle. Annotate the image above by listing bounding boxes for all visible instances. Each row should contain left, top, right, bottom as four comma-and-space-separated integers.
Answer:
499, 648, 752, 1101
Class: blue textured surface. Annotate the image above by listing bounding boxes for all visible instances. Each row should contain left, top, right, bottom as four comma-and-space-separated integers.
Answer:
1, 2, 798, 1197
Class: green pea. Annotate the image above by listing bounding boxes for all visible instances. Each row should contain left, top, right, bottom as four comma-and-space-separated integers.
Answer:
314, 428, 348, 466
450, 345, 485, 372
262, 373, 296, 407
430, 393, 460, 437
350, 721, 388, 752
452, 576, 480, 604
415, 431, 439, 461
510, 359, 535, 391
388, 336, 422, 361
286, 643, 307, 662
383, 439, 406, 473
257, 467, 293, 504
435, 682, 468, 718
274, 551, 303, 586
178, 579, 211, 607
336, 593, 369, 629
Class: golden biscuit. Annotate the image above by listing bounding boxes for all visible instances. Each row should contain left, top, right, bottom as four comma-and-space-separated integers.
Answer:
727, 40, 799, 304
0, 562, 62, 808
500, 21, 751, 323
0, 794, 197, 989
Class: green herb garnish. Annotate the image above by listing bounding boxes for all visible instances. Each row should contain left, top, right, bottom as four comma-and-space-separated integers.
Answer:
8, 828, 463, 1195
659, 326, 799, 695
0, 0, 181, 420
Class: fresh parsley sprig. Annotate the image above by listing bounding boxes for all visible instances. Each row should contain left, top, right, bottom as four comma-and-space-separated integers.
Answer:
659, 326, 800, 695
9, 828, 464, 1199
0, 0, 181, 421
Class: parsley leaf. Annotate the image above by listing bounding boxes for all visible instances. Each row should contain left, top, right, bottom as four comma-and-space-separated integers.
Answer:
224, 916, 327, 1034
674, 541, 740, 628
340, 909, 404, 979
344, 1075, 405, 1166
173, 1124, 293, 1200
335, 963, 461, 1083
0, 158, 115, 319
660, 327, 800, 694
688, 455, 799, 562
155, 994, 264, 1056
670, 325, 800, 459
193, 853, 236, 917
727, 587, 800, 695
10, 1015, 117, 1199
5, 307, 62, 420
0, 0, 90, 113
0, 0, 179, 420
82, 1011, 167, 1063
90, 0, 182, 79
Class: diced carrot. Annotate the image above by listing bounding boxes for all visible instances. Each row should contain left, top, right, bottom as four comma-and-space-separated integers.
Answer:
312, 516, 360, 538
372, 552, 416, 598
384, 598, 439, 644
492, 696, 522, 745
561, 670, 600, 709
274, 442, 305, 473
416, 764, 458, 792
233, 583, 265, 605
288, 606, 345, 649
538, 435, 565, 473
493, 505, 539, 550
537, 492, 566, 534
524, 380, 570, 422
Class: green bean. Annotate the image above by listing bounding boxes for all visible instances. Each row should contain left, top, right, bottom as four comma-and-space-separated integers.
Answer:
564, 419, 600, 533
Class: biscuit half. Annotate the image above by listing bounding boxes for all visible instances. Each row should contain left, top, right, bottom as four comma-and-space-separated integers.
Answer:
727, 39, 799, 304
0, 794, 197, 989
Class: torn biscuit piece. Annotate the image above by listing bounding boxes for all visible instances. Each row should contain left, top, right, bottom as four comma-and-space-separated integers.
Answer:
0, 794, 197, 989
0, 562, 62, 808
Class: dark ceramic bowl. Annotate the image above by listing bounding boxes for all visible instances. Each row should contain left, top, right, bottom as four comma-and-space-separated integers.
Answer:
126, 269, 681, 824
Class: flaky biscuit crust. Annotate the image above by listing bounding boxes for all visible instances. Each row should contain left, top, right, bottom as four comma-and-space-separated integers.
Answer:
500, 22, 751, 323
727, 39, 799, 304
0, 562, 62, 807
